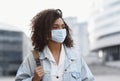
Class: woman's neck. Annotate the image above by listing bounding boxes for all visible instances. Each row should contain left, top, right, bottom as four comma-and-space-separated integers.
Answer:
48, 41, 62, 64
48, 41, 62, 55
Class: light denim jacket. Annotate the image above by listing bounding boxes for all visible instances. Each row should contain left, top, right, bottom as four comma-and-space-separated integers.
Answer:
15, 46, 95, 81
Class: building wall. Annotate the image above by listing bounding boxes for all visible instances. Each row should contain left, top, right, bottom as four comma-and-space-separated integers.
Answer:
0, 30, 23, 75
0, 23, 32, 76
64, 17, 90, 56
78, 22, 90, 56
88, 0, 120, 62
22, 33, 32, 60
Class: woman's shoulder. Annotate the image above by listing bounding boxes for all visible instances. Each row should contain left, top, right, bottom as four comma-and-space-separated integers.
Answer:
64, 46, 82, 60
22, 50, 35, 63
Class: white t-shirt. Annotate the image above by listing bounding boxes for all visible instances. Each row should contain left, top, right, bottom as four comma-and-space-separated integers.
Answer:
43, 45, 66, 81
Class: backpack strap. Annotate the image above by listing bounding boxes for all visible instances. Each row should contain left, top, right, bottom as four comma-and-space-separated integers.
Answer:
32, 50, 41, 66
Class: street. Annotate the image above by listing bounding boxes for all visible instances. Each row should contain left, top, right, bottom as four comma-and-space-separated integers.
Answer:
88, 62, 120, 81
88, 63, 120, 75
95, 75, 120, 81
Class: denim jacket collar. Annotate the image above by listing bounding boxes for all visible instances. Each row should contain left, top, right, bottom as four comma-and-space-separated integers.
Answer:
64, 46, 77, 61
39, 45, 77, 61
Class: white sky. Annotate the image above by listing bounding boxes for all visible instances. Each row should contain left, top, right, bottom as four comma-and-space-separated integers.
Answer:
0, 0, 95, 37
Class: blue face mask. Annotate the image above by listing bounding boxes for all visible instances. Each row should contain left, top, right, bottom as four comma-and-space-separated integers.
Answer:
51, 29, 67, 43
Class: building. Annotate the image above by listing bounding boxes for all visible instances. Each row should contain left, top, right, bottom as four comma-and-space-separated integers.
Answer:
88, 0, 120, 63
0, 22, 32, 76
64, 17, 90, 56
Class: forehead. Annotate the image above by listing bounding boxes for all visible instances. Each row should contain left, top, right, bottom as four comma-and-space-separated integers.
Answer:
53, 18, 64, 24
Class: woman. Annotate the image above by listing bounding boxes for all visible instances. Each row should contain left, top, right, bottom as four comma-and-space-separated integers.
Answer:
15, 8, 95, 81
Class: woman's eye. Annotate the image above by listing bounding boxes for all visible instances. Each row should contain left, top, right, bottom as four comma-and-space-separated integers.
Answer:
51, 26, 57, 30
52, 25, 58, 28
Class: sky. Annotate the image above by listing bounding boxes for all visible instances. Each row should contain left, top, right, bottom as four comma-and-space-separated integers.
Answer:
0, 0, 95, 37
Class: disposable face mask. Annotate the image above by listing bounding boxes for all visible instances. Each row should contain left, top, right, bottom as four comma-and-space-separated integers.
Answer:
51, 29, 67, 43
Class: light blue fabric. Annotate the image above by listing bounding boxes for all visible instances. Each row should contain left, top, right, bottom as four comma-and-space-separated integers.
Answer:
15, 46, 95, 81
51, 29, 66, 43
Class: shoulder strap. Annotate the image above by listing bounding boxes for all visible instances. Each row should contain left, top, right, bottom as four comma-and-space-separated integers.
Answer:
32, 50, 41, 66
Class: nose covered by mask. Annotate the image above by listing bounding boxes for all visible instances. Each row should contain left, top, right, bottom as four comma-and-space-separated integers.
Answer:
51, 29, 67, 43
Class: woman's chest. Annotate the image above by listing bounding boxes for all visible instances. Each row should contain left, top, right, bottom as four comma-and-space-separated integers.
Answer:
42, 58, 82, 81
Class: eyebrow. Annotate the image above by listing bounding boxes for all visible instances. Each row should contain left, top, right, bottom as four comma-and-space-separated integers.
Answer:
53, 23, 65, 26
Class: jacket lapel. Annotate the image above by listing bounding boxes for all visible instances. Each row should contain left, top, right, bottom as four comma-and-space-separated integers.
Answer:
64, 46, 77, 71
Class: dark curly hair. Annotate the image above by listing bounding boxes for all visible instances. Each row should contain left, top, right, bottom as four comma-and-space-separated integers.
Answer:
31, 8, 73, 51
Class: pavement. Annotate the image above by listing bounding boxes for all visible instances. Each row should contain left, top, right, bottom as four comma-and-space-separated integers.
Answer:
95, 75, 120, 81
88, 62, 120, 75
0, 76, 14, 81
105, 61, 120, 69
85, 55, 120, 75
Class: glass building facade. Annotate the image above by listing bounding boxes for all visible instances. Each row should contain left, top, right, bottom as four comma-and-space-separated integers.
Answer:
0, 30, 23, 75
103, 45, 120, 61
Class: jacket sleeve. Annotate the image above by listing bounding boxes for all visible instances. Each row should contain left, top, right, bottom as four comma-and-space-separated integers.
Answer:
15, 53, 36, 81
81, 56, 95, 81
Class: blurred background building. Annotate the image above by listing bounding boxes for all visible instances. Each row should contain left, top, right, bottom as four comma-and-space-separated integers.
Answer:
88, 0, 120, 63
0, 22, 32, 76
64, 17, 90, 56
